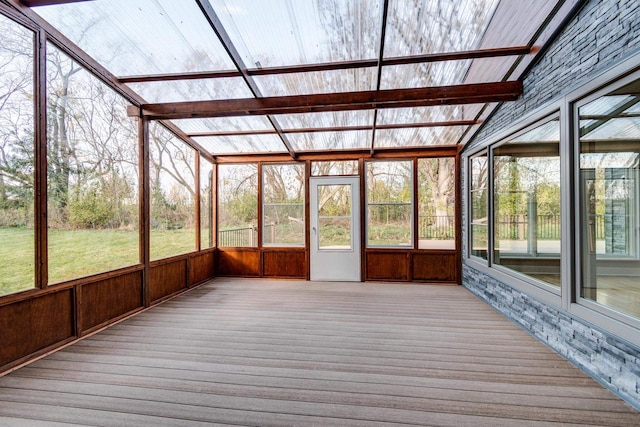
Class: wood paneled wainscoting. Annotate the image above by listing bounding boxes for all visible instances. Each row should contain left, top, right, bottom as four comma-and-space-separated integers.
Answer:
0, 248, 216, 374
216, 248, 458, 283
216, 248, 306, 279
366, 249, 459, 283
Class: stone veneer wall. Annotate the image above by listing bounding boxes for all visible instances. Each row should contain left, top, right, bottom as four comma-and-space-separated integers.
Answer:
461, 0, 640, 410
463, 265, 640, 409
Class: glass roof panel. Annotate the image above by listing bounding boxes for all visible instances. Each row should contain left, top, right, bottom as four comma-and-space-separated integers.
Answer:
581, 118, 640, 141
254, 68, 377, 96
211, 0, 381, 67
127, 78, 252, 103
381, 57, 506, 89
276, 111, 373, 129
193, 135, 287, 154
384, 0, 500, 57
374, 126, 467, 148
511, 120, 560, 143
580, 95, 635, 116
287, 130, 372, 151
378, 105, 483, 124
172, 117, 274, 134
381, 61, 468, 89
35, 0, 235, 76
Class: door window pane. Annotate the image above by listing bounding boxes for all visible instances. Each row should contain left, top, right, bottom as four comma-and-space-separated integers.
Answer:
418, 158, 455, 249
579, 78, 640, 319
493, 119, 561, 288
262, 163, 304, 246
0, 15, 35, 295
318, 184, 352, 250
470, 154, 488, 259
218, 164, 258, 247
366, 160, 412, 247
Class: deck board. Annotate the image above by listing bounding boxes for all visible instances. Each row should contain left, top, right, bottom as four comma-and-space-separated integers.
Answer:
1, 278, 638, 426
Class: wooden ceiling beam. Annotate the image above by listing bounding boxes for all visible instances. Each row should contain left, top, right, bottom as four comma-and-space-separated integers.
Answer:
118, 46, 531, 84
186, 120, 478, 138
129, 81, 522, 120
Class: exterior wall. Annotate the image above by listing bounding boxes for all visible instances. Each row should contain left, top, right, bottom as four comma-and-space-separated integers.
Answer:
461, 0, 640, 410
469, 0, 640, 148
463, 265, 640, 409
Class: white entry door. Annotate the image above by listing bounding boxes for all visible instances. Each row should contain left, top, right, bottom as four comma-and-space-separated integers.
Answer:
310, 177, 361, 281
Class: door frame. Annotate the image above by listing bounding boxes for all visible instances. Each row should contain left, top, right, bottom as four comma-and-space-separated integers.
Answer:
309, 176, 361, 281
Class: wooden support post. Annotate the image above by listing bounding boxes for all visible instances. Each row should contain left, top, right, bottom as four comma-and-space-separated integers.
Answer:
138, 116, 150, 307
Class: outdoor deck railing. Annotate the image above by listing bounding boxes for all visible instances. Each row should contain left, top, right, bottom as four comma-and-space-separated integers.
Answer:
218, 215, 610, 245
218, 223, 275, 247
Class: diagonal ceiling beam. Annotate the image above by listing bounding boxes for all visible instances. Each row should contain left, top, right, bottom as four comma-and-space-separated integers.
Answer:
370, 0, 390, 156
195, 0, 297, 159
118, 46, 531, 84
129, 81, 523, 120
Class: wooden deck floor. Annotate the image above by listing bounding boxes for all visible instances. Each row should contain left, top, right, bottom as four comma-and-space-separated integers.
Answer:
0, 278, 638, 426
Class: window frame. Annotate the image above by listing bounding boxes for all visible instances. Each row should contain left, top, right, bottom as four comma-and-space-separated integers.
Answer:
261, 162, 306, 248
489, 114, 562, 296
365, 159, 415, 249
571, 65, 640, 330
468, 151, 489, 262
216, 162, 259, 248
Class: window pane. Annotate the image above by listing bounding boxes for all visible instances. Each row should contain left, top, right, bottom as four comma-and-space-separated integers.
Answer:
367, 160, 412, 247
493, 119, 561, 288
311, 161, 358, 176
218, 164, 258, 247
200, 158, 214, 249
318, 184, 352, 250
47, 44, 139, 284
263, 164, 305, 246
418, 158, 455, 249
470, 154, 488, 259
0, 15, 35, 295
149, 124, 196, 260
579, 78, 640, 319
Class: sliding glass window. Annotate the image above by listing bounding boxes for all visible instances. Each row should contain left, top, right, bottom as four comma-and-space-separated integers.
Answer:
469, 153, 488, 260
493, 118, 561, 288
578, 76, 640, 320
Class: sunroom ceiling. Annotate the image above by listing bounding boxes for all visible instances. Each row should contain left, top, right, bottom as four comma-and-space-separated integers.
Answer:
24, 0, 577, 157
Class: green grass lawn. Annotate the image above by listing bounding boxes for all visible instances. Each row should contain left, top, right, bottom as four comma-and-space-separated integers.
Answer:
0, 228, 35, 296
1, 227, 196, 296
